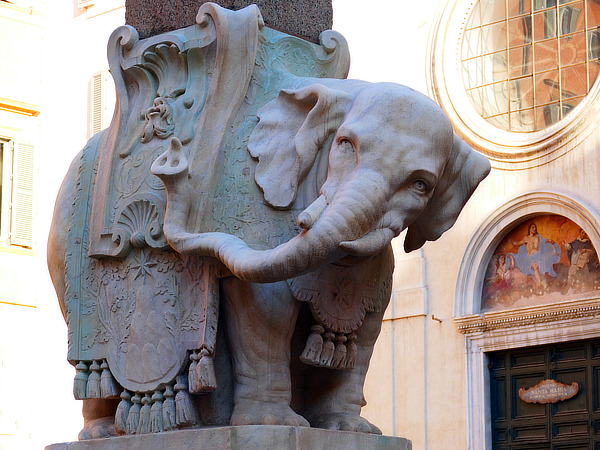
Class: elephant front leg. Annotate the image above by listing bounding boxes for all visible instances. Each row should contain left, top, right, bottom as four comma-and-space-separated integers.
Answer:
221, 278, 309, 427
304, 310, 385, 434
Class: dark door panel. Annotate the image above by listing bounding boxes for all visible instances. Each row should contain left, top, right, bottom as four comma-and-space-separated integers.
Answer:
490, 339, 600, 449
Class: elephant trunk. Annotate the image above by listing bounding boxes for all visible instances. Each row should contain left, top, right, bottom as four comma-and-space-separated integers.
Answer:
152, 138, 393, 283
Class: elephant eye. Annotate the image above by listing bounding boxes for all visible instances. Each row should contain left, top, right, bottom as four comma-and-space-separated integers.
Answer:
411, 179, 429, 193
338, 138, 355, 153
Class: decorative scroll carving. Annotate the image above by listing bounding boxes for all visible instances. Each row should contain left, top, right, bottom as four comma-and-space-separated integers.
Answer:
88, 3, 350, 258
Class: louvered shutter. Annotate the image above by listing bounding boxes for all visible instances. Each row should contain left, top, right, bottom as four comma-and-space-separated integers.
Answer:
10, 141, 34, 247
89, 72, 104, 137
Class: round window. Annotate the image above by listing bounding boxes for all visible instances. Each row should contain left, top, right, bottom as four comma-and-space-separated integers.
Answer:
462, 0, 600, 132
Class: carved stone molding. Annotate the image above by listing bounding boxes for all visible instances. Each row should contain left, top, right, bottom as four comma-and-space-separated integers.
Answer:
455, 296, 600, 343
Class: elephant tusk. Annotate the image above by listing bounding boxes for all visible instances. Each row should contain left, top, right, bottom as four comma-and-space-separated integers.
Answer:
339, 227, 395, 256
297, 194, 328, 230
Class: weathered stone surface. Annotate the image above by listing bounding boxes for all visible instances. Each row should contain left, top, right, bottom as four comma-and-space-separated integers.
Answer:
125, 0, 333, 42
46, 426, 412, 450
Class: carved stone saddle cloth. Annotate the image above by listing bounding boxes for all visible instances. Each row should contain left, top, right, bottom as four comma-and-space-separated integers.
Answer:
62, 3, 351, 398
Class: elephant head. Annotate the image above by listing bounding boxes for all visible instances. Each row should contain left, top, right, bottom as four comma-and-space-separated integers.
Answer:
152, 82, 490, 282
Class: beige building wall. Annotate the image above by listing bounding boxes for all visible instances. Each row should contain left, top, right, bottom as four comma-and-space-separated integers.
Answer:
0, 1, 124, 448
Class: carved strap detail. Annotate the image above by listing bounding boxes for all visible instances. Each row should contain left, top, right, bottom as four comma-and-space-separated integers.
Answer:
288, 247, 394, 334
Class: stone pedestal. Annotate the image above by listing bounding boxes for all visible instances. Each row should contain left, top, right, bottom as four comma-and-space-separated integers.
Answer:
46, 426, 411, 450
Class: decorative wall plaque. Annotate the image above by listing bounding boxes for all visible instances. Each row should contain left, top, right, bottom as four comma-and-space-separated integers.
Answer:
518, 379, 579, 404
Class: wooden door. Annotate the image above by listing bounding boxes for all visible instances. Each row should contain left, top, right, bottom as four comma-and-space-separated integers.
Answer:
489, 339, 600, 449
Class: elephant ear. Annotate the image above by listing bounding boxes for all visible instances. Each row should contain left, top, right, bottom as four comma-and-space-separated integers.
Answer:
403, 135, 491, 252
248, 84, 353, 209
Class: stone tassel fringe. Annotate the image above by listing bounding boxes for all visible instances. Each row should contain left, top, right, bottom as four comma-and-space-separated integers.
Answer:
174, 375, 197, 427
332, 334, 347, 369
150, 390, 164, 433
100, 360, 119, 398
86, 360, 101, 399
344, 333, 357, 370
319, 332, 336, 367
188, 351, 199, 393
73, 361, 89, 400
162, 384, 176, 431
125, 393, 141, 434
300, 325, 324, 365
116, 383, 184, 435
115, 390, 132, 435
137, 393, 152, 434
196, 348, 217, 392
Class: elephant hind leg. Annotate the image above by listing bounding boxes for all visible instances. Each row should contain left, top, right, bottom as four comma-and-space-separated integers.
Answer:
78, 398, 119, 440
221, 278, 308, 427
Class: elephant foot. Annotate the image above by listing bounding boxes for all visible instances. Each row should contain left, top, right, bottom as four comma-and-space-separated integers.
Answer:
231, 400, 310, 427
78, 416, 118, 440
311, 412, 382, 434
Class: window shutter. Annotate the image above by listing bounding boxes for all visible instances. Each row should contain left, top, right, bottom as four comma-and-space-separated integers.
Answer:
89, 72, 105, 138
78, 0, 95, 8
10, 142, 34, 248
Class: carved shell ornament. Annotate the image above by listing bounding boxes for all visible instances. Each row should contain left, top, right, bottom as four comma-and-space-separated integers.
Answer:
113, 199, 168, 252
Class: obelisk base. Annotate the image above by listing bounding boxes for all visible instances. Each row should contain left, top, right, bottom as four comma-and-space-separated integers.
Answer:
46, 426, 411, 450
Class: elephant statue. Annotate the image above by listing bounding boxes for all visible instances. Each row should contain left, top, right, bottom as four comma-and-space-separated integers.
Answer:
47, 4, 490, 440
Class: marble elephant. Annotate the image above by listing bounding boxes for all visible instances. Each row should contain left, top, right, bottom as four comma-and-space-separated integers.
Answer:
47, 21, 490, 438
147, 80, 491, 431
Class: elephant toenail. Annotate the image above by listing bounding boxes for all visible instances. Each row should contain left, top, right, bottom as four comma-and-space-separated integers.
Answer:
234, 414, 253, 425
261, 414, 278, 425
283, 416, 300, 426
339, 420, 353, 431
357, 422, 371, 433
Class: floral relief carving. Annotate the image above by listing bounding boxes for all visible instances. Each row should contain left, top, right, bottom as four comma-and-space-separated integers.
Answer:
76, 248, 208, 391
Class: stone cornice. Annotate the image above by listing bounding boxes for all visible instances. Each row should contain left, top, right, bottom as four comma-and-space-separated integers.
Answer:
455, 296, 600, 335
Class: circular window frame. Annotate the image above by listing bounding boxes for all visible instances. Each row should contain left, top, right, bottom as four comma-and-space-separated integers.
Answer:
427, 0, 600, 167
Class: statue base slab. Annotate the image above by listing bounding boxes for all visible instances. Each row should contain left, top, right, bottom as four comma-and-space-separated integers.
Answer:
46, 426, 411, 449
